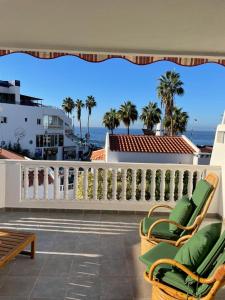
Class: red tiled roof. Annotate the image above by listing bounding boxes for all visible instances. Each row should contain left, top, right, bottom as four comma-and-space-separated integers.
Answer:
109, 135, 195, 154
91, 149, 105, 161
0, 149, 25, 160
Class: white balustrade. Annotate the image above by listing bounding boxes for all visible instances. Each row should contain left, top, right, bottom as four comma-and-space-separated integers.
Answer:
1, 160, 221, 212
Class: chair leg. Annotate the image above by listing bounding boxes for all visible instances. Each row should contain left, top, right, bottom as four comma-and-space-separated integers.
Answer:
31, 239, 35, 259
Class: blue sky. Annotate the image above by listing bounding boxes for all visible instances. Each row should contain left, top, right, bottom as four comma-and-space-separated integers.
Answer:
0, 53, 224, 131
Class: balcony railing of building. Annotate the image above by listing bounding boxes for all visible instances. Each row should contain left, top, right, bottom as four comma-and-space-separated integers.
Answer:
1, 160, 221, 216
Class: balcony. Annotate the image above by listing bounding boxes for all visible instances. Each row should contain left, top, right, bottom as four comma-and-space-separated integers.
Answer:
0, 159, 223, 299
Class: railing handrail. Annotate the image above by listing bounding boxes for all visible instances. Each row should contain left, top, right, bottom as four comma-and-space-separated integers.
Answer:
3, 159, 222, 171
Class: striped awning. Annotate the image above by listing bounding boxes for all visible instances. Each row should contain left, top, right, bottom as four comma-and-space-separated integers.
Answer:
1, 49, 225, 66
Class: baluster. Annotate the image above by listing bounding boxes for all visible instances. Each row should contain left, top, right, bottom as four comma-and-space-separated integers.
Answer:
44, 167, 49, 200
93, 168, 98, 201
73, 168, 78, 200
141, 169, 146, 201
178, 170, 184, 199
54, 166, 59, 200
24, 167, 29, 200
131, 169, 137, 201
112, 169, 117, 201
83, 168, 88, 200
150, 169, 156, 202
188, 170, 194, 198
160, 169, 166, 201
196, 170, 201, 182
103, 169, 108, 200
121, 169, 127, 201
64, 167, 69, 200
169, 169, 175, 202
34, 167, 39, 200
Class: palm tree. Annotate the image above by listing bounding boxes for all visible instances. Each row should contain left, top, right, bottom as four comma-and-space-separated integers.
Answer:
140, 102, 161, 132
102, 109, 120, 134
85, 95, 97, 135
157, 71, 184, 136
118, 101, 138, 135
62, 97, 75, 116
74, 99, 84, 138
164, 107, 189, 135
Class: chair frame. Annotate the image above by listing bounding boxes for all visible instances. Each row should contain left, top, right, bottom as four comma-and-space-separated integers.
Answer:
145, 258, 225, 300
139, 172, 219, 255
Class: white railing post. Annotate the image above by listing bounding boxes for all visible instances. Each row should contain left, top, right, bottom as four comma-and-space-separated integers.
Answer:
121, 169, 127, 201
83, 167, 88, 200
34, 167, 39, 200
151, 169, 156, 202
63, 167, 69, 200
44, 167, 49, 200
54, 167, 59, 200
93, 168, 98, 201
131, 169, 137, 201
141, 169, 146, 201
188, 170, 194, 198
112, 169, 117, 201
178, 170, 184, 199
169, 169, 175, 202
160, 169, 166, 201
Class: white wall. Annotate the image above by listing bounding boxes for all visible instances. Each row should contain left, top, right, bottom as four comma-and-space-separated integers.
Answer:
107, 150, 194, 164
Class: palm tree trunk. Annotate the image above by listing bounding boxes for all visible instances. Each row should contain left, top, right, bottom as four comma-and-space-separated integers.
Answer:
80, 120, 82, 138
87, 114, 90, 134
127, 126, 130, 135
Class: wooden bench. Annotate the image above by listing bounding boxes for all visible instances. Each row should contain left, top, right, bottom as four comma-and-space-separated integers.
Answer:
0, 230, 36, 267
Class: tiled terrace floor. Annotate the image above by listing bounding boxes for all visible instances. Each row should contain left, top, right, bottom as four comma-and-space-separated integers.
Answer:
0, 211, 223, 300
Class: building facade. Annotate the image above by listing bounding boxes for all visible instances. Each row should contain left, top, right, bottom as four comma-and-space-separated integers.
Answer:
0, 80, 84, 160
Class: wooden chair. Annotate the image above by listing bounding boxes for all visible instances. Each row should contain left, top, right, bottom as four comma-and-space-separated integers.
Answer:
0, 229, 36, 267
139, 173, 219, 255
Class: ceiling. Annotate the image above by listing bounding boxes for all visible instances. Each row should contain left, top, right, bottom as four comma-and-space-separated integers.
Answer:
0, 0, 225, 58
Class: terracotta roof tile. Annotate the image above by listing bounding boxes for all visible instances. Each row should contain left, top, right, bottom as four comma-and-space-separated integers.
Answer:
0, 149, 25, 160
109, 135, 195, 154
91, 149, 105, 161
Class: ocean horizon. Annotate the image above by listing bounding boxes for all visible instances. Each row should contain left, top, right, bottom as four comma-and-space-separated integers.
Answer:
74, 127, 216, 148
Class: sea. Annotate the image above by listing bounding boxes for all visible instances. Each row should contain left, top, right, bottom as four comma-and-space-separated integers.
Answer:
75, 127, 216, 148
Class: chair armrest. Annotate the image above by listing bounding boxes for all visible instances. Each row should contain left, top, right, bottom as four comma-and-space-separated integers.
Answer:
147, 218, 199, 239
148, 204, 173, 217
148, 258, 216, 285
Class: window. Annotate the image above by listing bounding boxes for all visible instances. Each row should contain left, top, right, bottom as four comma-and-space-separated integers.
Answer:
0, 93, 15, 104
25, 118, 28, 122
0, 116, 7, 123
37, 118, 41, 125
36, 134, 64, 147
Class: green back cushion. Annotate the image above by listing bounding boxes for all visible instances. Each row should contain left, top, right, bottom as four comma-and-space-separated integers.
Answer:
168, 195, 194, 234
186, 227, 225, 285
174, 223, 221, 271
196, 251, 225, 297
181, 180, 213, 236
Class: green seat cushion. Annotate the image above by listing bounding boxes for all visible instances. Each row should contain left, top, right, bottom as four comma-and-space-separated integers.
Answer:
139, 242, 178, 274
142, 217, 179, 240
168, 195, 194, 234
181, 179, 213, 237
174, 223, 221, 272
186, 225, 224, 285
162, 270, 195, 296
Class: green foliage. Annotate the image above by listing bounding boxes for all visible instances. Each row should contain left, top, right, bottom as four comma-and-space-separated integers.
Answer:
118, 101, 138, 135
140, 102, 161, 131
62, 97, 75, 116
102, 109, 120, 134
76, 168, 193, 201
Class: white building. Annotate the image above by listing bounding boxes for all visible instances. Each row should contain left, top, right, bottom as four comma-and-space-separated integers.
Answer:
91, 133, 211, 165
0, 80, 84, 160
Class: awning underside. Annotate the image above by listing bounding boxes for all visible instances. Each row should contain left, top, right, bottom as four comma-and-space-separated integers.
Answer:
1, 49, 225, 66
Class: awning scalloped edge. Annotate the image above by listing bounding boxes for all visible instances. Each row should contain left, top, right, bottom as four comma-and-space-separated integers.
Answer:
0, 49, 225, 66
